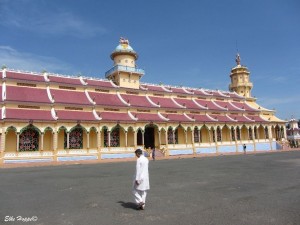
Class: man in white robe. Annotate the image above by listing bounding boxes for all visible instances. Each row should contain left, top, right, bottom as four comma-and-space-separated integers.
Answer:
133, 149, 150, 210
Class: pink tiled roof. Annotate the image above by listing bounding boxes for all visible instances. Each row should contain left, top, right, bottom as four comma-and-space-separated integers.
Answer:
229, 115, 252, 122
121, 94, 154, 108
214, 115, 234, 122
228, 92, 244, 99
88, 91, 126, 107
134, 112, 165, 122
142, 85, 164, 92
148, 96, 180, 109
6, 86, 51, 103
86, 79, 115, 88
99, 112, 133, 122
174, 98, 200, 109
249, 115, 269, 122
187, 114, 214, 122
193, 89, 211, 97
56, 110, 96, 121
214, 100, 238, 111
171, 87, 188, 94
5, 108, 54, 121
161, 113, 191, 122
194, 99, 226, 111
6, 71, 45, 82
209, 90, 224, 98
49, 75, 82, 85
50, 89, 91, 105
231, 101, 258, 112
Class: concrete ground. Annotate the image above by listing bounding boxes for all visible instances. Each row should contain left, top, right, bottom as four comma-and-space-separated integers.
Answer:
0, 151, 300, 225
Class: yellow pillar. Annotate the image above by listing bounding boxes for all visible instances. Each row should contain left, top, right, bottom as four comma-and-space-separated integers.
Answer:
87, 132, 90, 149
40, 133, 44, 151
16, 132, 20, 152
53, 132, 58, 161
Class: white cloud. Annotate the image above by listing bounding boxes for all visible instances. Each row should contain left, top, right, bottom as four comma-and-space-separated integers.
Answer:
0, 46, 72, 73
0, 0, 107, 38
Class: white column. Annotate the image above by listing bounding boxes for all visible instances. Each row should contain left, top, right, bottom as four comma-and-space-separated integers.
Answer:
67, 132, 70, 149
125, 131, 128, 147
142, 131, 145, 146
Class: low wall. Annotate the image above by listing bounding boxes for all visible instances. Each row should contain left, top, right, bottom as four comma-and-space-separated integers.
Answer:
1, 141, 282, 164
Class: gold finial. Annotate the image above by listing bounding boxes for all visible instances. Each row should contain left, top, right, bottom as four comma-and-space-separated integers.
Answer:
235, 53, 241, 65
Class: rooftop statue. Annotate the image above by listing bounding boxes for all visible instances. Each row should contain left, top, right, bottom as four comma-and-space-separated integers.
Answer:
236, 53, 241, 65
120, 37, 129, 45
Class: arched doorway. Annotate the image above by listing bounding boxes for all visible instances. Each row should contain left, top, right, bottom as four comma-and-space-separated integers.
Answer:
137, 129, 143, 146
144, 125, 155, 149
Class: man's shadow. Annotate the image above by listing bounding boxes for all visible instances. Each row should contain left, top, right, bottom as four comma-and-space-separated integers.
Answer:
117, 201, 137, 210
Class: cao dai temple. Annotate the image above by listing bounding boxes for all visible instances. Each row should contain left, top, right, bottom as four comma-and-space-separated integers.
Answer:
0, 38, 286, 164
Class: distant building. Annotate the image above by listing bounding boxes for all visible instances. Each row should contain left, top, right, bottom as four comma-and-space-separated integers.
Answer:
286, 118, 300, 148
0, 38, 286, 164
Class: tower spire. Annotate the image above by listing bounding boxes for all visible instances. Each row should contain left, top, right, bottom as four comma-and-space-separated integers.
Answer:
229, 53, 253, 99
105, 37, 145, 89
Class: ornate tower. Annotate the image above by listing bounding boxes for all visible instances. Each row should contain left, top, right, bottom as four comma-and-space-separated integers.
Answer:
229, 54, 253, 99
105, 37, 145, 89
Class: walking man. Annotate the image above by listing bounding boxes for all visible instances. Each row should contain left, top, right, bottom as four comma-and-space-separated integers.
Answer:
133, 149, 150, 210
243, 144, 247, 154
152, 148, 156, 161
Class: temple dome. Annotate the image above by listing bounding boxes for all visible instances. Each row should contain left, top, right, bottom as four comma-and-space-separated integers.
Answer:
115, 43, 134, 52
110, 37, 138, 60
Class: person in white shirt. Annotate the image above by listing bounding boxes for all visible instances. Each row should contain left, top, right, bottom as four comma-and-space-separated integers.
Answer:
133, 149, 150, 210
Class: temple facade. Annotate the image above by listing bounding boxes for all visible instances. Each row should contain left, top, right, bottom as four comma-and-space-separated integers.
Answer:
0, 38, 286, 164
286, 118, 300, 148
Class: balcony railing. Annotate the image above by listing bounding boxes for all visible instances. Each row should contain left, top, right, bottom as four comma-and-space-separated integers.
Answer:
105, 65, 145, 77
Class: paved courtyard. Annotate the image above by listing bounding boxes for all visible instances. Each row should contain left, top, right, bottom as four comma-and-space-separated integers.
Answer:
0, 151, 300, 225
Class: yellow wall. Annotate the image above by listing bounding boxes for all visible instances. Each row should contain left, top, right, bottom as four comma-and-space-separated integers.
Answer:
114, 55, 136, 67
44, 130, 53, 151
57, 130, 65, 149
5, 130, 17, 152
128, 129, 134, 147
177, 127, 185, 144
120, 129, 125, 147
201, 127, 210, 143
90, 130, 97, 148
160, 130, 166, 145
187, 129, 192, 144
222, 127, 231, 141
118, 72, 140, 89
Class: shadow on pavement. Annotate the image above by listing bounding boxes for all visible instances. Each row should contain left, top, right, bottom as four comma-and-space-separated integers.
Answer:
117, 201, 137, 210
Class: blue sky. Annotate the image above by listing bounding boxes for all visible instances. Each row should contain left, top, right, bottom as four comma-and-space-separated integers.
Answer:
0, 0, 299, 120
